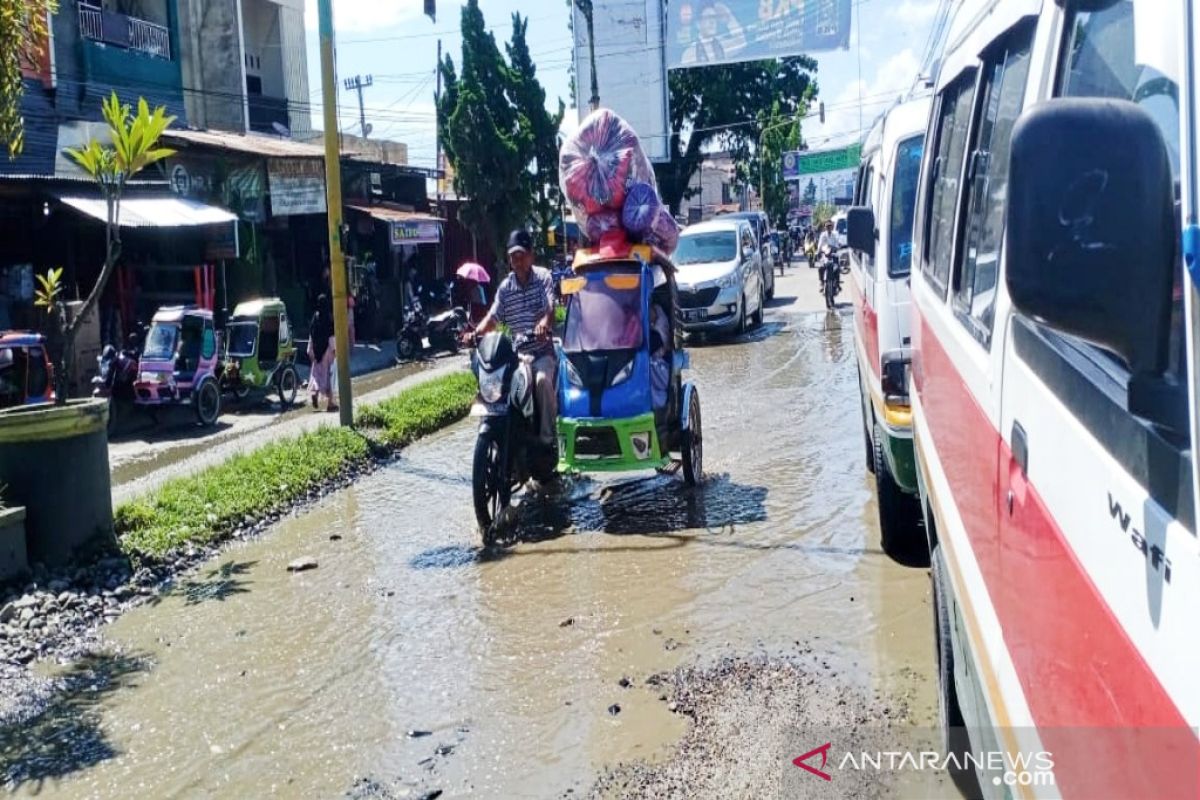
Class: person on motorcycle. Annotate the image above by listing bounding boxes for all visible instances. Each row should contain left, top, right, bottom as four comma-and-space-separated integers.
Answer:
817, 220, 839, 292
467, 229, 558, 452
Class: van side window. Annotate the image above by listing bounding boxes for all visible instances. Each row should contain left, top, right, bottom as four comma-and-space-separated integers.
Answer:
861, 165, 876, 277
889, 135, 923, 278
952, 24, 1034, 345
923, 71, 977, 297
1058, 0, 1184, 377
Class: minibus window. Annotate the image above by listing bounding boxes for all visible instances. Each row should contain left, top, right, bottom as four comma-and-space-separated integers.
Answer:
889, 135, 924, 278
954, 25, 1034, 345
924, 72, 977, 297
1059, 0, 1185, 380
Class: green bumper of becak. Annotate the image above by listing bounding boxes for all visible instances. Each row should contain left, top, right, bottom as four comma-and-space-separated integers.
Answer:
557, 413, 671, 473
884, 430, 919, 495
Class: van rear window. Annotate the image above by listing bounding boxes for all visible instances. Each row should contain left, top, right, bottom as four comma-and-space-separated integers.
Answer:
889, 135, 923, 278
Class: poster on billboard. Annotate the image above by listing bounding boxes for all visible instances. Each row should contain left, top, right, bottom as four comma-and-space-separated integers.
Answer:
573, 1, 670, 162
667, 0, 851, 69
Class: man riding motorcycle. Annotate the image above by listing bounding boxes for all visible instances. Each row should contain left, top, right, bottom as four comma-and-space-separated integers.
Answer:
464, 229, 558, 463
817, 220, 839, 292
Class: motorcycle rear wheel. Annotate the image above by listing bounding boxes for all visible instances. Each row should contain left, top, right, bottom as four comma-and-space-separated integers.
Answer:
397, 334, 420, 362
473, 429, 509, 543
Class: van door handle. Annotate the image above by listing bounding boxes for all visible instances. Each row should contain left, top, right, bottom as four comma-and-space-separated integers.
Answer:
1007, 421, 1029, 515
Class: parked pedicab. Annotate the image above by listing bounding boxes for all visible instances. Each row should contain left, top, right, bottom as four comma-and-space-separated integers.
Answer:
219, 298, 300, 408
133, 306, 222, 426
468, 243, 703, 537
0, 332, 54, 409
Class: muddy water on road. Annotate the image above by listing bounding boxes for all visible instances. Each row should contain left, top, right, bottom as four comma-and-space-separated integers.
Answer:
11, 312, 937, 798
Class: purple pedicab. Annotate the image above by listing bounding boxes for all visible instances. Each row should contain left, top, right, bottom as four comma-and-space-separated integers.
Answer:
133, 306, 222, 426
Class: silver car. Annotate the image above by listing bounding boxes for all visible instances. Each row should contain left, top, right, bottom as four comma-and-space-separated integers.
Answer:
674, 219, 766, 335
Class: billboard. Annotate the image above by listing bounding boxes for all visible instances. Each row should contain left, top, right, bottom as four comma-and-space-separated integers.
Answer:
574, 1, 671, 162
667, 0, 852, 69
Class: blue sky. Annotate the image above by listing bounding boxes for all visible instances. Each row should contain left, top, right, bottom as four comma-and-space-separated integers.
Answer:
303, 0, 941, 168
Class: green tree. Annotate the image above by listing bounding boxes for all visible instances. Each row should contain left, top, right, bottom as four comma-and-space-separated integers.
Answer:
439, 0, 562, 263
747, 100, 803, 226
507, 13, 565, 262
1, 0, 57, 157
36, 94, 174, 403
654, 58, 818, 216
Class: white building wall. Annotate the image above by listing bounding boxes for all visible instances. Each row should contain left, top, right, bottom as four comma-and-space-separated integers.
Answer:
275, 1, 311, 135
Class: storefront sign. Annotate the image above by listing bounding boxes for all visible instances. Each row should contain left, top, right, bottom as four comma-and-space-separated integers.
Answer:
784, 143, 863, 178
268, 158, 327, 217
391, 220, 441, 246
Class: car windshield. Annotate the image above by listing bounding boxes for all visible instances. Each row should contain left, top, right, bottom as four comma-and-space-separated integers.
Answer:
674, 232, 737, 265
142, 322, 179, 360
564, 278, 643, 352
227, 322, 258, 357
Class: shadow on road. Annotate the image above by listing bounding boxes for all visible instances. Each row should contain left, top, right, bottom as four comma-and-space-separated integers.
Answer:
0, 651, 150, 790
146, 560, 258, 608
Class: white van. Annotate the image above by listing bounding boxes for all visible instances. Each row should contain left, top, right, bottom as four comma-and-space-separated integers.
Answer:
844, 95, 931, 562
912, 1, 1199, 797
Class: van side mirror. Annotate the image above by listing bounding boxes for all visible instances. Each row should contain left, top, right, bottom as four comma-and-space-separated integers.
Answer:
1006, 99, 1175, 383
846, 207, 876, 258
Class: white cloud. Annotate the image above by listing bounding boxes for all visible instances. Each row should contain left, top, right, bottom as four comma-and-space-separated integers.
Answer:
304, 0, 424, 33
813, 47, 922, 147
888, 0, 941, 26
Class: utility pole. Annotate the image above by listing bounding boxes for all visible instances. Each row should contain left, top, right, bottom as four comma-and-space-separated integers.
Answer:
575, 1, 600, 110
435, 39, 442, 204
318, 0, 353, 425
343, 74, 373, 139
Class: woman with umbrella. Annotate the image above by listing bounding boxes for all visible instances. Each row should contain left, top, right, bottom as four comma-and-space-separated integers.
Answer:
455, 262, 491, 327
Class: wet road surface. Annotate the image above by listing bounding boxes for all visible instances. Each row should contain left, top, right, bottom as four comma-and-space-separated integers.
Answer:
6, 269, 948, 798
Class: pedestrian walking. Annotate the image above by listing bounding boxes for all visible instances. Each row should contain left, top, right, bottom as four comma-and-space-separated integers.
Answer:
307, 295, 338, 412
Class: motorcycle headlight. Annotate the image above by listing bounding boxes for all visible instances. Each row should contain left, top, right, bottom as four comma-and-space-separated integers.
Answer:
611, 361, 634, 387
139, 371, 166, 384
479, 366, 506, 403
564, 359, 584, 388
716, 271, 739, 290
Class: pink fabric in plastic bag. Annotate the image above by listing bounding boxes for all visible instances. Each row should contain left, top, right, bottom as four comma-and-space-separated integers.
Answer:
560, 109, 656, 218
645, 207, 680, 254
582, 209, 622, 243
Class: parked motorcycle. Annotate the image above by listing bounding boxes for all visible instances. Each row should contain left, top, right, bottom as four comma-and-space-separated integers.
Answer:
92, 332, 141, 435
469, 331, 555, 542
396, 299, 467, 362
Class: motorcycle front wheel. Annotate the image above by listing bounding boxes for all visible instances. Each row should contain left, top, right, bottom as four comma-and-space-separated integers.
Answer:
397, 333, 420, 362
473, 428, 510, 543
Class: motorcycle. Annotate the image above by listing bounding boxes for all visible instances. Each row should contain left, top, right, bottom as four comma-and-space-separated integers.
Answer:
469, 331, 555, 542
396, 298, 468, 362
92, 333, 141, 435
819, 250, 844, 310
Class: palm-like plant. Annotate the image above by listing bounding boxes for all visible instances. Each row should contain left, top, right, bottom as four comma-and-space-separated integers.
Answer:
36, 93, 174, 405
0, 0, 58, 158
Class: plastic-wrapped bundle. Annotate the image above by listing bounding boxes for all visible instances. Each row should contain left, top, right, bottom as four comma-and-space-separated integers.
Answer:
621, 182, 661, 236
582, 209, 622, 243
645, 207, 680, 254
560, 109, 656, 217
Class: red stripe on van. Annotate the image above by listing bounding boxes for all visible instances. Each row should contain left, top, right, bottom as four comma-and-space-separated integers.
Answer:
914, 307, 1199, 799
851, 277, 880, 377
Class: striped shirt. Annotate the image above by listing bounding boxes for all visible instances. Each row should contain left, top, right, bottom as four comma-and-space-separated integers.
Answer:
490, 266, 555, 356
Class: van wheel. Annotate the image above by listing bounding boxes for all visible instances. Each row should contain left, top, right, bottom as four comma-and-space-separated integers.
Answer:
862, 413, 876, 474
932, 544, 982, 798
873, 422, 927, 566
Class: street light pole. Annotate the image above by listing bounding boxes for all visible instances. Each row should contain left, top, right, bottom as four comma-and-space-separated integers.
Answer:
318, 0, 353, 425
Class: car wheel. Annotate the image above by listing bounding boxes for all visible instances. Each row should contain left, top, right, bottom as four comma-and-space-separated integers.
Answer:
932, 543, 982, 797
766, 265, 776, 300
736, 294, 747, 334
873, 422, 927, 565
194, 379, 221, 427
751, 282, 764, 328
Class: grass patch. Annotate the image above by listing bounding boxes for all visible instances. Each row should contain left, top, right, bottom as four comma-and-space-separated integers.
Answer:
116, 370, 477, 559
354, 370, 477, 446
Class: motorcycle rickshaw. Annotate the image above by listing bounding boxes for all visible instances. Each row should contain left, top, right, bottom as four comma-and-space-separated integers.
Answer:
134, 305, 222, 426
0, 332, 53, 409
557, 244, 703, 484
219, 298, 300, 408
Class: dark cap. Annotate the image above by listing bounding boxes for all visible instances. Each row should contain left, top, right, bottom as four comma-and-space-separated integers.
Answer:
507, 229, 533, 254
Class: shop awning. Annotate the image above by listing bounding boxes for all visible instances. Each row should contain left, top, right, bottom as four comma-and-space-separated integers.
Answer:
57, 195, 239, 228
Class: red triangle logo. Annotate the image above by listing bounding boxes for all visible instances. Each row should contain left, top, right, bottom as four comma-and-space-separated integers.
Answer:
793, 742, 833, 781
